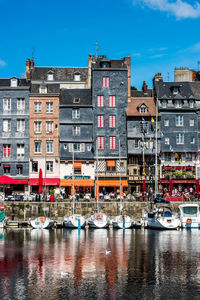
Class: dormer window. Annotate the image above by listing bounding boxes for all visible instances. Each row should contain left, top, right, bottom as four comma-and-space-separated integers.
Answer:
10, 78, 17, 87
173, 87, 179, 95
39, 85, 47, 94
175, 100, 182, 108
162, 100, 167, 108
73, 98, 80, 104
189, 99, 194, 108
139, 104, 148, 113
74, 72, 81, 81
47, 71, 54, 81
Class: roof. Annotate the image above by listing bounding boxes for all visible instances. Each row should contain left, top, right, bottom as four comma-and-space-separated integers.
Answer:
155, 80, 200, 100
30, 67, 88, 82
131, 89, 153, 97
0, 78, 30, 87
31, 84, 60, 94
126, 97, 156, 117
60, 89, 92, 106
92, 56, 128, 69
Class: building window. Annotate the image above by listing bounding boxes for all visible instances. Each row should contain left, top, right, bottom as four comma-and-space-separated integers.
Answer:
176, 133, 184, 144
3, 166, 10, 174
189, 100, 194, 108
162, 100, 167, 108
135, 139, 139, 148
97, 137, 105, 150
3, 98, 11, 111
97, 96, 104, 107
109, 115, 116, 128
16, 166, 23, 175
34, 141, 41, 153
3, 145, 11, 158
74, 167, 81, 175
47, 73, 54, 81
46, 102, 53, 113
165, 138, 169, 145
46, 141, 53, 153
17, 98, 25, 111
191, 137, 195, 144
69, 143, 85, 152
72, 126, 80, 136
34, 121, 42, 133
72, 109, 80, 119
109, 136, 116, 150
139, 105, 148, 113
176, 115, 183, 126
102, 77, 110, 88
97, 115, 104, 128
34, 102, 41, 113
74, 73, 81, 81
39, 85, 47, 94
10, 78, 17, 87
32, 161, 38, 172
46, 161, 53, 172
164, 153, 171, 161
64, 144, 67, 150
164, 119, 169, 126
173, 87, 179, 95
186, 153, 192, 161
73, 98, 80, 104
17, 119, 25, 132
109, 96, 116, 107
175, 100, 182, 108
3, 119, 11, 132
17, 144, 24, 158
190, 119, 194, 126
46, 121, 53, 133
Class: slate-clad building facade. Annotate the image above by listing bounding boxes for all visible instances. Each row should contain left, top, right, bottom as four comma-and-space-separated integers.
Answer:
59, 89, 94, 195
154, 76, 200, 192
92, 56, 129, 195
0, 77, 30, 193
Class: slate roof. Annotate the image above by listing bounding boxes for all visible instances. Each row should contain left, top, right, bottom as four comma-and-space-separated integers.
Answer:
31, 84, 60, 93
0, 78, 30, 87
131, 89, 153, 97
30, 67, 88, 82
60, 89, 92, 106
127, 97, 157, 117
92, 57, 127, 69
155, 81, 200, 99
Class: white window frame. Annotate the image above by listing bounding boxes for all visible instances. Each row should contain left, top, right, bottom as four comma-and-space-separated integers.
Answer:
176, 115, 183, 126
3, 144, 11, 158
10, 78, 17, 87
109, 136, 117, 150
34, 121, 42, 133
34, 102, 41, 113
102, 77, 110, 88
189, 100, 194, 108
17, 98, 25, 111
191, 137, 195, 144
97, 115, 104, 128
17, 119, 25, 132
97, 96, 104, 107
72, 126, 80, 136
97, 137, 105, 150
190, 119, 194, 127
69, 143, 85, 152
3, 98, 11, 111
34, 141, 42, 153
17, 144, 24, 158
72, 109, 80, 119
162, 100, 167, 108
46, 161, 54, 172
47, 73, 54, 81
109, 115, 116, 128
46, 121, 53, 133
39, 86, 47, 94
74, 74, 81, 81
46, 141, 53, 153
46, 102, 53, 113
175, 100, 182, 108
164, 119, 169, 127
165, 138, 170, 145
108, 96, 116, 107
3, 119, 11, 132
176, 133, 184, 144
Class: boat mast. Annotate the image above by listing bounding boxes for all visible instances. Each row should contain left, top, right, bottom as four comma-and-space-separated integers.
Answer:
119, 139, 122, 214
96, 139, 99, 213
72, 143, 75, 215
155, 95, 158, 197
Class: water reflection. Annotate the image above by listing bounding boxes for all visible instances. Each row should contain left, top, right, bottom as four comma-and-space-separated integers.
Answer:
0, 229, 200, 299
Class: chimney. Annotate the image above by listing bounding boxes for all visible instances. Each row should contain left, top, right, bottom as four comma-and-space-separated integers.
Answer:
86, 53, 92, 88
30, 59, 34, 69
153, 73, 163, 82
124, 55, 131, 99
25, 58, 31, 79
142, 81, 148, 94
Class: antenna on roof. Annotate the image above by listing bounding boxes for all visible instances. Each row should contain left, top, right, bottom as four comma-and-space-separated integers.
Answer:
94, 41, 102, 58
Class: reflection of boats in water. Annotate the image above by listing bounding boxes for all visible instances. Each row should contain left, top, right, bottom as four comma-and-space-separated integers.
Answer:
88, 213, 110, 229
179, 204, 200, 229
30, 229, 50, 241
64, 215, 86, 229
145, 206, 180, 230
30, 217, 55, 229
112, 215, 134, 229
0, 205, 6, 228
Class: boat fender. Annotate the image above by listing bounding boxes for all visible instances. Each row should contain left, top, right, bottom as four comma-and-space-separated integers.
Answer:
186, 218, 192, 224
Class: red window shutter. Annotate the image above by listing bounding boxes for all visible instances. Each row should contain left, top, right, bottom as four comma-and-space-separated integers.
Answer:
107, 77, 110, 88
102, 137, 105, 149
113, 116, 116, 128
101, 96, 104, 107
114, 137, 116, 149
113, 96, 116, 107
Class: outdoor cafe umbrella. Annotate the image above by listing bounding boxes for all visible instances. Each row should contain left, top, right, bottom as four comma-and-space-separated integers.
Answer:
38, 169, 43, 194
170, 178, 173, 196
142, 179, 146, 193
195, 180, 199, 195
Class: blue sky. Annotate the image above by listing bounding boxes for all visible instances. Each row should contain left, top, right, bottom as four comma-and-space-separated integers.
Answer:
0, 0, 200, 89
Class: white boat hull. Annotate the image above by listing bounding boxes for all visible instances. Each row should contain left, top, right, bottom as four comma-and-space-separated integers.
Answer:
0, 220, 6, 228
179, 204, 200, 229
64, 215, 86, 229
88, 213, 110, 229
147, 217, 180, 230
180, 218, 200, 229
112, 215, 134, 229
30, 217, 55, 229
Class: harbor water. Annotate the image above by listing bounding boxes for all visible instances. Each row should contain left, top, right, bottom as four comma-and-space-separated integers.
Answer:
0, 228, 200, 299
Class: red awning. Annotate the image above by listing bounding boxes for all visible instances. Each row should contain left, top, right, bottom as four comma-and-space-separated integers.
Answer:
17, 179, 28, 184
0, 175, 20, 185
29, 178, 60, 186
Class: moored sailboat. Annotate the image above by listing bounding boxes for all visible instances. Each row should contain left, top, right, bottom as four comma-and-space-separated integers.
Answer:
30, 217, 55, 229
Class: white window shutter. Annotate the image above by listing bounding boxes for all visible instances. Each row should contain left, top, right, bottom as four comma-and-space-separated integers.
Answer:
69, 143, 73, 152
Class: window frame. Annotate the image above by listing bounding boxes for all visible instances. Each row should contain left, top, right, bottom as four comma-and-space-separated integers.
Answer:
34, 141, 42, 153
176, 133, 184, 145
102, 77, 110, 88
46, 140, 53, 154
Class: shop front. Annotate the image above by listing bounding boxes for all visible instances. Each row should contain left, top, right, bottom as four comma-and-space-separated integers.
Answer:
0, 175, 29, 198
97, 178, 128, 197
61, 177, 94, 198
29, 178, 60, 193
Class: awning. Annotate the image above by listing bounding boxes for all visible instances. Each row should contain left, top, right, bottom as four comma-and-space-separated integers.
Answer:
107, 160, 115, 167
74, 162, 82, 169
3, 165, 10, 168
17, 179, 28, 184
160, 179, 169, 183
29, 178, 60, 186
173, 180, 197, 184
61, 179, 94, 187
0, 175, 22, 185
97, 180, 128, 187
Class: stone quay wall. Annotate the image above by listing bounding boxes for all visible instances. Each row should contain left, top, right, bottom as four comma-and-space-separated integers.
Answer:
1, 201, 198, 222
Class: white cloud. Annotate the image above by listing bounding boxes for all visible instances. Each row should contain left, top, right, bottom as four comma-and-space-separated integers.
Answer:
0, 59, 6, 67
135, 0, 200, 19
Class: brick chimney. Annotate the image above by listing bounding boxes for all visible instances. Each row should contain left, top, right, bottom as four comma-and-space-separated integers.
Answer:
154, 73, 163, 82
86, 53, 92, 88
25, 58, 31, 79
142, 81, 148, 94
30, 59, 34, 69
124, 55, 131, 99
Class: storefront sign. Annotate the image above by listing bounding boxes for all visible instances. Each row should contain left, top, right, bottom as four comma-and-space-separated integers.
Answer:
64, 176, 90, 180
